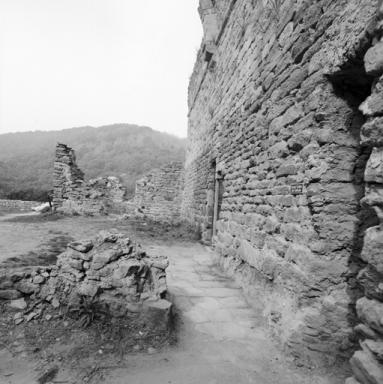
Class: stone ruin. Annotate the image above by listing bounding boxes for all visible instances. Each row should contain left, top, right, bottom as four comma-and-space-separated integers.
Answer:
132, 162, 184, 222
19, 1, 383, 381
0, 231, 171, 329
52, 143, 186, 223
181, 0, 383, 381
53, 143, 127, 215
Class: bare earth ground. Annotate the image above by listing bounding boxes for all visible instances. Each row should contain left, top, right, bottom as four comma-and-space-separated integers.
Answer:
0, 211, 349, 383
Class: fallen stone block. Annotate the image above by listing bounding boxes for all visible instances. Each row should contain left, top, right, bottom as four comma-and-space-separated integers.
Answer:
142, 299, 173, 331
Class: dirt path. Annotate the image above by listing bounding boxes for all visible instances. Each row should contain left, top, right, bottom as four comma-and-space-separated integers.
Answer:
0, 215, 346, 383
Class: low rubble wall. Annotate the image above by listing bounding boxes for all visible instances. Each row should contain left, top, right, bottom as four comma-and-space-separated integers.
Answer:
0, 199, 40, 211
0, 231, 172, 330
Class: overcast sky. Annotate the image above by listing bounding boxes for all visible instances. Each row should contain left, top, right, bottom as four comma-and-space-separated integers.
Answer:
0, 1, 202, 138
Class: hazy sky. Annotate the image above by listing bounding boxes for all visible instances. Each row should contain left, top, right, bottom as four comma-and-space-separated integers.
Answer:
0, 1, 202, 138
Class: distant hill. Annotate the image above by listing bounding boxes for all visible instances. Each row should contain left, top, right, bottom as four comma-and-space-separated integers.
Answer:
0, 124, 186, 201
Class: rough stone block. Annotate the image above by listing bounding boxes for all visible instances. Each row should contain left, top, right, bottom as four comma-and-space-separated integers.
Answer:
68, 240, 94, 253
16, 281, 39, 295
356, 297, 383, 335
8, 298, 27, 310
360, 77, 383, 117
364, 41, 383, 76
361, 226, 383, 274
361, 117, 383, 147
0, 289, 23, 300
362, 339, 383, 363
350, 350, 383, 384
142, 299, 172, 331
365, 148, 383, 184
92, 249, 123, 270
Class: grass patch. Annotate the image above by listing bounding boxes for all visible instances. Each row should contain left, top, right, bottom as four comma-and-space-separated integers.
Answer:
0, 234, 74, 268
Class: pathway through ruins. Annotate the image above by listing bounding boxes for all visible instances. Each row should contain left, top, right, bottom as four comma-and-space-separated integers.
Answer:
105, 243, 344, 384
0, 215, 346, 383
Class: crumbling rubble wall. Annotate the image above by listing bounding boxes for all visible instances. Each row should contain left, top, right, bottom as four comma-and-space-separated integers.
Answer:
133, 162, 184, 222
53, 144, 127, 215
0, 231, 171, 327
0, 199, 40, 211
183, 0, 381, 366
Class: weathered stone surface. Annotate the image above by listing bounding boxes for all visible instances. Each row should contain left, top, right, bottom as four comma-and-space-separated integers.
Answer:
68, 240, 93, 253
182, 0, 381, 368
364, 41, 383, 76
133, 162, 184, 222
92, 249, 124, 270
358, 266, 383, 302
32, 275, 45, 285
360, 77, 383, 117
52, 143, 127, 216
362, 339, 383, 362
361, 227, 383, 274
356, 297, 383, 335
8, 298, 27, 310
350, 350, 383, 384
365, 148, 383, 184
16, 281, 39, 295
0, 290, 22, 300
361, 118, 383, 146
143, 299, 172, 331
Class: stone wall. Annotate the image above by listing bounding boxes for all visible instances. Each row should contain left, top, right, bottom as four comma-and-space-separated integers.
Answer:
133, 162, 184, 222
347, 6, 383, 383
183, 0, 381, 366
0, 199, 40, 211
0, 231, 171, 328
53, 143, 127, 215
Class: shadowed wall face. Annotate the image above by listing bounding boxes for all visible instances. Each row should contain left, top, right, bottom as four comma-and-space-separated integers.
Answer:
183, 0, 382, 368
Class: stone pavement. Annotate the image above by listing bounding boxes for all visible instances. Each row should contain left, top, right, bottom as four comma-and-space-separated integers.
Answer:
107, 243, 344, 384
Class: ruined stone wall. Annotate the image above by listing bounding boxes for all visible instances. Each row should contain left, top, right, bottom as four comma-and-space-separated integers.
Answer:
0, 231, 171, 329
183, 0, 381, 366
133, 162, 184, 222
53, 144, 127, 215
347, 6, 383, 383
0, 199, 40, 211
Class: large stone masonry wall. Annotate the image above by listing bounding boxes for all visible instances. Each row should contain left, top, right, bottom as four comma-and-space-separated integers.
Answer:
347, 6, 383, 384
53, 143, 127, 215
183, 0, 381, 366
133, 162, 184, 222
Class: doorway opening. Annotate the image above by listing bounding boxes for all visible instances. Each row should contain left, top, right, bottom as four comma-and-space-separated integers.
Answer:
212, 168, 224, 240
